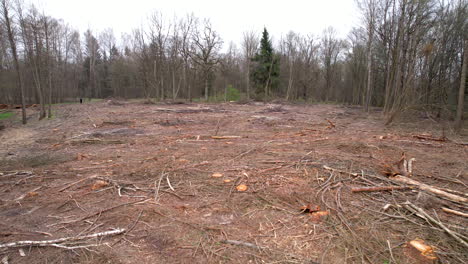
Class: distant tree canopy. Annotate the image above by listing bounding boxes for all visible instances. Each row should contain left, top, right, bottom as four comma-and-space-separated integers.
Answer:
0, 0, 466, 128
251, 28, 280, 97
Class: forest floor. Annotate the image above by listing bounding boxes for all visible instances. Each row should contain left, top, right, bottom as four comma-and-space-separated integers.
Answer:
0, 100, 467, 264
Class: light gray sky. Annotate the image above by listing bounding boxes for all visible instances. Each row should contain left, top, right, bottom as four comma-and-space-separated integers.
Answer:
30, 0, 361, 48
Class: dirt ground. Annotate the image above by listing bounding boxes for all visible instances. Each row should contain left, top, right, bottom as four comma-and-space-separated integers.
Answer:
0, 101, 467, 264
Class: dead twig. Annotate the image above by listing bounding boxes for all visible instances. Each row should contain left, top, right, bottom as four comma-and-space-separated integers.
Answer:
154, 171, 166, 202
14, 187, 41, 201
58, 175, 98, 192
66, 198, 148, 225
413, 134, 448, 142
402, 201, 468, 248
351, 185, 412, 193
221, 240, 262, 250
211, 136, 242, 140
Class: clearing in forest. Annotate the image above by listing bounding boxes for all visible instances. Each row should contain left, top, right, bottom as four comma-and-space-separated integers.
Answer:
0, 101, 467, 263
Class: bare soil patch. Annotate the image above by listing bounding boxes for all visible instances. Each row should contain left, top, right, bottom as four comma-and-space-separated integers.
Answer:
0, 101, 466, 263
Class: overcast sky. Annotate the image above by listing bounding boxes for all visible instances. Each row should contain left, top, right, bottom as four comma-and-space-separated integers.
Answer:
29, 0, 361, 48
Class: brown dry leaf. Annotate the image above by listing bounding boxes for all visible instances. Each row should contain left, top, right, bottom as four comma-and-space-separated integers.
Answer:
236, 184, 248, 192
91, 180, 109, 190
212, 173, 223, 178
223, 179, 232, 183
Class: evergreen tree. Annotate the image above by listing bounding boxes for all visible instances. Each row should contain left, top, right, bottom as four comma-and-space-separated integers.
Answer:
251, 27, 280, 97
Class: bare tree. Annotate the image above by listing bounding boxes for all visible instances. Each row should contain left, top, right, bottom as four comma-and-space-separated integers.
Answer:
190, 19, 222, 101
178, 14, 196, 101
149, 11, 171, 100
1, 0, 26, 123
241, 30, 259, 99
358, 0, 376, 112
321, 27, 344, 101
454, 39, 467, 132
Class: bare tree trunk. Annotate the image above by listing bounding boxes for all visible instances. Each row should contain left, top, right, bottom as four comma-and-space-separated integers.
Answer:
246, 64, 250, 99
172, 68, 176, 100
44, 18, 53, 118
365, 32, 373, 112
455, 40, 467, 132
204, 76, 209, 101
1, 0, 26, 124
286, 61, 294, 100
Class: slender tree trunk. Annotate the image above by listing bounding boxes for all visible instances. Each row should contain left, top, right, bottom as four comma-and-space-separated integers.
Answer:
455, 40, 467, 132
44, 19, 53, 118
172, 68, 176, 100
2, 0, 26, 124
246, 62, 250, 99
205, 75, 209, 101
286, 61, 294, 100
365, 27, 374, 112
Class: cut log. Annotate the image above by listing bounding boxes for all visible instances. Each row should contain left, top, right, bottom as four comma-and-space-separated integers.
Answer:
391, 175, 467, 203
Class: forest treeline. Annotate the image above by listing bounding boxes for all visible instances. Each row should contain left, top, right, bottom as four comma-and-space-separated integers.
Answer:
0, 0, 467, 127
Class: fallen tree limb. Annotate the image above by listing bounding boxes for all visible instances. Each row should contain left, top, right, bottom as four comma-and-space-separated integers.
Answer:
58, 175, 98, 192
69, 138, 126, 145
391, 175, 467, 203
0, 171, 33, 177
0, 228, 125, 249
221, 240, 262, 249
413, 135, 448, 142
351, 186, 412, 193
211, 136, 242, 140
442, 208, 468, 218
153, 107, 216, 113
323, 165, 359, 177
65, 199, 149, 225
402, 202, 468, 248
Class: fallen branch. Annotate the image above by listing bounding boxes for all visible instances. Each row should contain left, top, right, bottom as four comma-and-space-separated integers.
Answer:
402, 202, 468, 248
58, 175, 98, 192
0, 171, 33, 177
14, 187, 41, 201
351, 185, 412, 193
69, 138, 125, 145
413, 135, 448, 142
153, 107, 216, 113
323, 165, 359, 177
391, 175, 467, 203
65, 199, 149, 224
442, 208, 468, 218
0, 228, 125, 249
221, 240, 262, 250
211, 136, 242, 140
